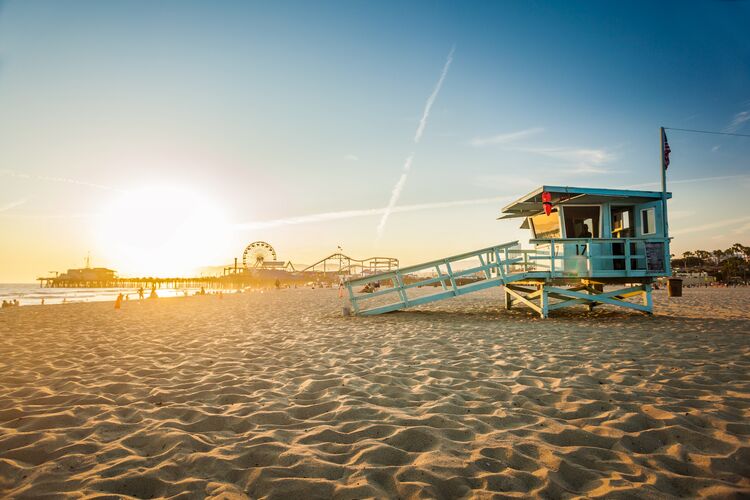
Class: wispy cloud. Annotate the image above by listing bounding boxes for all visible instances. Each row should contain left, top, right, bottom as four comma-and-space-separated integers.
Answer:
711, 145, 721, 152
414, 45, 455, 144
0, 212, 95, 219
0, 198, 27, 213
236, 194, 511, 231
672, 215, 750, 236
469, 127, 544, 147
724, 109, 750, 133
344, 154, 359, 161
378, 46, 455, 239
626, 174, 750, 189
510, 146, 616, 173
0, 168, 121, 192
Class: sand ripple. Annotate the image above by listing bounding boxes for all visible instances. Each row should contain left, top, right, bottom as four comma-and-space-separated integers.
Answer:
1, 287, 749, 498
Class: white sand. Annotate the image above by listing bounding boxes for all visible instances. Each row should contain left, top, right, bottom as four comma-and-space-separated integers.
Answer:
0, 287, 748, 498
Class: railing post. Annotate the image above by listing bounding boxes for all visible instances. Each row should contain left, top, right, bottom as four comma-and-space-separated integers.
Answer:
444, 260, 458, 293
495, 248, 506, 278
435, 265, 447, 290
550, 241, 556, 277
394, 272, 408, 306
478, 254, 492, 279
346, 282, 359, 314
625, 238, 632, 275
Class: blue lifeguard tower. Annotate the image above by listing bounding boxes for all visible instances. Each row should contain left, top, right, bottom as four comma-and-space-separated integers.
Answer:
344, 185, 672, 318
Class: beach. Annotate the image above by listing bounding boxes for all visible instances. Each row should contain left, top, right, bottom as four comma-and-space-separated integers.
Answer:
1, 287, 749, 498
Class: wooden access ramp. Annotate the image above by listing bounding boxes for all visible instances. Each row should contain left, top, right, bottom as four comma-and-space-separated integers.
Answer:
343, 240, 655, 318
344, 241, 548, 316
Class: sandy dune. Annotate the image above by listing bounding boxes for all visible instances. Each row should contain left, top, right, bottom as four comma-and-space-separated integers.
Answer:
0, 287, 749, 498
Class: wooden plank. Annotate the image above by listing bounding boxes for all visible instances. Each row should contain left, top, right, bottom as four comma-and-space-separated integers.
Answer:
505, 286, 541, 314
544, 286, 652, 313
444, 261, 458, 293
394, 272, 408, 307
345, 240, 521, 287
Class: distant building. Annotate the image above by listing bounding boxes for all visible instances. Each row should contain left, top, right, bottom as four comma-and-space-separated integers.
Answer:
58, 267, 117, 282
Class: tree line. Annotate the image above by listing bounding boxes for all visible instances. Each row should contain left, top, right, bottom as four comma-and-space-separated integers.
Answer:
671, 243, 749, 282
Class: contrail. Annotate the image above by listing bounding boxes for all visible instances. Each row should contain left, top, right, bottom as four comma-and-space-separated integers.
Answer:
236, 194, 510, 231
378, 46, 455, 239
376, 152, 413, 238
414, 45, 455, 144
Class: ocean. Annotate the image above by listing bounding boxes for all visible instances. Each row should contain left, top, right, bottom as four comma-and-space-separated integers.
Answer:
0, 283, 217, 306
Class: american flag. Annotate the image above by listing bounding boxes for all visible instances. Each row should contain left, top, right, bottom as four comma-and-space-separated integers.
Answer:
663, 131, 671, 170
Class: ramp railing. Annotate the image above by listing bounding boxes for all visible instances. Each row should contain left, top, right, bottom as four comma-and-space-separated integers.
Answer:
345, 241, 548, 315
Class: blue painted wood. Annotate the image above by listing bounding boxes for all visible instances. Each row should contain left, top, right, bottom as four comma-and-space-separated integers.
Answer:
346, 236, 664, 316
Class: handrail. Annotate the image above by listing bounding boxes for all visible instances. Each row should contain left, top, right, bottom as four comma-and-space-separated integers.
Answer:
530, 237, 670, 244
345, 241, 529, 315
345, 240, 520, 286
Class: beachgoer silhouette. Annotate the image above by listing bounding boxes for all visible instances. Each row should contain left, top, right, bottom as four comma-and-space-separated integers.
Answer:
138, 287, 144, 299
149, 286, 158, 299
200, 286, 206, 295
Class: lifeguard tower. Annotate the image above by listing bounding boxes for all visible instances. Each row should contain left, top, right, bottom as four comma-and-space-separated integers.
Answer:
344, 185, 672, 318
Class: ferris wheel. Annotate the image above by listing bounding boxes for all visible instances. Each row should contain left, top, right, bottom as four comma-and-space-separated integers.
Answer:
242, 241, 277, 269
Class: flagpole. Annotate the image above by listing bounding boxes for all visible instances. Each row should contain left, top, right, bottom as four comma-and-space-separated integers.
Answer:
660, 126, 671, 275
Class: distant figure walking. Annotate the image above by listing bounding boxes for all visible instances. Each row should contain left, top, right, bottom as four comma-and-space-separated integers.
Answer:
41, 298, 45, 305
114, 293, 123, 309
149, 286, 158, 299
138, 287, 145, 299
275, 279, 281, 289
200, 286, 206, 295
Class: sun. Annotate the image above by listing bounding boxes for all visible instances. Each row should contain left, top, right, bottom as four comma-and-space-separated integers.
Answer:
94, 186, 232, 277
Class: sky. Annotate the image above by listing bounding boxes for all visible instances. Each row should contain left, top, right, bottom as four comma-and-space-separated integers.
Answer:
0, 0, 749, 282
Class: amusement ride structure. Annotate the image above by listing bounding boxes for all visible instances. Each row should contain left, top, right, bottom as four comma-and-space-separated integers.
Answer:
301, 253, 398, 275
222, 241, 398, 279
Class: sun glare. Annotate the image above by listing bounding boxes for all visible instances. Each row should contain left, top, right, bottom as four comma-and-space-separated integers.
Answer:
95, 186, 231, 277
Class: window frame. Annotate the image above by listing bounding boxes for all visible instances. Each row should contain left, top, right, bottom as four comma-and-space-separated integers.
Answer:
560, 205, 602, 239
640, 207, 656, 236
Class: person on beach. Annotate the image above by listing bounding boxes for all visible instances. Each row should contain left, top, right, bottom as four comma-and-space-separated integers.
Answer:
138, 287, 144, 299
1, 300, 8, 308
149, 286, 158, 299
200, 286, 206, 295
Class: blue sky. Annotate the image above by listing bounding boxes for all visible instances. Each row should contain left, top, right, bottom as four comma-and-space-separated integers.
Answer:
0, 1, 749, 280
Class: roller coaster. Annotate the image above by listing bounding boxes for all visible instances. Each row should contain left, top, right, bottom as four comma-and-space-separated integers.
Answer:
301, 253, 399, 276
223, 242, 398, 278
